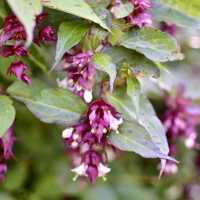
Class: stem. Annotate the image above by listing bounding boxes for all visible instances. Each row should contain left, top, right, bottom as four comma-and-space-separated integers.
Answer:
28, 53, 48, 73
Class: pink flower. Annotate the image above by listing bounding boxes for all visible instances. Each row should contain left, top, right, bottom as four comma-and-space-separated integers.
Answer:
36, 12, 48, 24
0, 127, 15, 181
160, 22, 177, 36
131, 0, 151, 10
58, 51, 96, 103
62, 99, 123, 182
0, 164, 7, 181
7, 61, 31, 84
71, 151, 110, 183
87, 99, 123, 143
126, 0, 152, 27
38, 26, 57, 42
0, 15, 26, 46
162, 87, 200, 149
0, 44, 27, 57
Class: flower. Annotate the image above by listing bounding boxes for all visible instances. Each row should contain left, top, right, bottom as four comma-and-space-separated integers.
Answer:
162, 87, 200, 149
38, 25, 57, 42
126, 11, 152, 28
71, 151, 110, 183
160, 22, 177, 36
87, 99, 123, 143
62, 99, 123, 147
0, 164, 7, 181
0, 127, 15, 181
62, 99, 122, 182
1, 127, 15, 159
36, 12, 48, 24
126, 0, 152, 27
0, 44, 27, 57
7, 61, 31, 84
0, 15, 26, 46
58, 51, 96, 103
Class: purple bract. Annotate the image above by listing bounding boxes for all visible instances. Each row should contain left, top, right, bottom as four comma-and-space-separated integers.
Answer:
7, 61, 31, 84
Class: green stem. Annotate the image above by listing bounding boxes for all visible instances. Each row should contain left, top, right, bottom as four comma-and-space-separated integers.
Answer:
28, 53, 48, 73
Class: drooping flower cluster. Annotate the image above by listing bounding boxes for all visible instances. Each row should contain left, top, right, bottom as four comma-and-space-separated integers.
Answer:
57, 50, 96, 103
0, 127, 15, 181
126, 0, 152, 27
0, 13, 56, 84
62, 99, 123, 183
161, 87, 200, 175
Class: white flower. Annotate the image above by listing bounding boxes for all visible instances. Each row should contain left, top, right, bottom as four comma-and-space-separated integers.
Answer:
71, 163, 87, 176
62, 127, 74, 139
84, 90, 93, 103
107, 111, 123, 131
97, 163, 111, 177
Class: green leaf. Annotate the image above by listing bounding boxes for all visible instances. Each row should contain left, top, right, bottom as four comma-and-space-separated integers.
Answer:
111, 2, 134, 19
82, 27, 108, 51
92, 53, 117, 91
54, 21, 88, 68
86, 0, 111, 8
154, 0, 200, 19
151, 2, 200, 29
126, 77, 140, 114
110, 121, 170, 159
0, 96, 15, 137
106, 87, 170, 159
104, 47, 160, 78
0, 1, 9, 18
42, 0, 110, 31
119, 28, 184, 62
7, 80, 86, 125
6, 0, 42, 47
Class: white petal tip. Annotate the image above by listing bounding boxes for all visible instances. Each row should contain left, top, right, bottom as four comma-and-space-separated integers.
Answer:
62, 127, 73, 139
84, 90, 93, 103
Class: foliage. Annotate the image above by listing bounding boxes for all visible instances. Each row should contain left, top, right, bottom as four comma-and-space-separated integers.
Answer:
0, 0, 200, 199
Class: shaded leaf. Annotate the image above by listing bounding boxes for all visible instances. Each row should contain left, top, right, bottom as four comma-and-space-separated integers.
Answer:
126, 77, 140, 114
154, 0, 200, 19
106, 87, 170, 159
0, 96, 15, 137
110, 121, 171, 160
151, 2, 200, 29
42, 0, 110, 30
119, 28, 184, 62
111, 2, 134, 19
92, 53, 117, 91
104, 47, 160, 78
82, 27, 107, 51
7, 80, 86, 125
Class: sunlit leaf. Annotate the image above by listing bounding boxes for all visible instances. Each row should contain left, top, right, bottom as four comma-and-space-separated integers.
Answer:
42, 0, 110, 30
6, 0, 42, 47
7, 80, 86, 125
54, 21, 88, 68
92, 53, 117, 91
119, 28, 184, 62
0, 96, 15, 137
